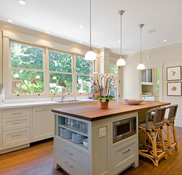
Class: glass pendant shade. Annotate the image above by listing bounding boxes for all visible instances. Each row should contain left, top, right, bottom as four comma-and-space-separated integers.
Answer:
116, 57, 126, 66
85, 50, 96, 60
137, 63, 145, 70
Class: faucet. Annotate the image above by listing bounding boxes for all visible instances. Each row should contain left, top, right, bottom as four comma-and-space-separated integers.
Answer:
61, 87, 65, 101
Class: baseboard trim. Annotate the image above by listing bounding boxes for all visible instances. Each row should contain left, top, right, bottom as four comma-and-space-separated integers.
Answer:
175, 119, 182, 127
0, 144, 30, 154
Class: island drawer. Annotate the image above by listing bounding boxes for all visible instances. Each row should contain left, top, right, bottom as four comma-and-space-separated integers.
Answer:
55, 148, 89, 175
3, 109, 31, 119
3, 128, 30, 149
54, 137, 89, 169
3, 116, 30, 131
112, 138, 137, 174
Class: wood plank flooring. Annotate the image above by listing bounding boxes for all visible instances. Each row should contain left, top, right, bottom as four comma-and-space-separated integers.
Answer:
0, 127, 182, 175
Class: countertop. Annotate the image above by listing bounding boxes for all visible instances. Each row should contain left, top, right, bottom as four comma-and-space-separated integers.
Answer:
52, 101, 170, 121
0, 99, 96, 109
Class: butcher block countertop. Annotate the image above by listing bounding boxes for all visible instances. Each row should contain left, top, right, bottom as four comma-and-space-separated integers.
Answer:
52, 101, 170, 121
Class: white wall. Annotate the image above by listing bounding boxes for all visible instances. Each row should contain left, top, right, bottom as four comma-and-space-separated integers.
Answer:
123, 43, 182, 126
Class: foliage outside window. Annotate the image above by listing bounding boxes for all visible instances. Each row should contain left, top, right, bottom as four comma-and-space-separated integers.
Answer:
10, 42, 94, 96
109, 64, 118, 97
49, 50, 73, 94
11, 42, 44, 94
76, 56, 93, 93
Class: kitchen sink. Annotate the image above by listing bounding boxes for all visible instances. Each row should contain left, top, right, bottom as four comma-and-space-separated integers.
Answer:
56, 100, 79, 103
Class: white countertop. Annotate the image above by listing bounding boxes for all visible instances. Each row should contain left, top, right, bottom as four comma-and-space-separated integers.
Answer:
0, 99, 96, 109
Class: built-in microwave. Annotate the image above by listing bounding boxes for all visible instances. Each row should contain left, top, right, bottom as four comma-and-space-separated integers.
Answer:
113, 117, 136, 143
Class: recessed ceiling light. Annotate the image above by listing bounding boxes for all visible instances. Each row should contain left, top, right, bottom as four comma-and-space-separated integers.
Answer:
8, 19, 13, 23
18, 0, 26, 5
80, 25, 85, 29
118, 40, 121, 43
79, 41, 83, 44
46, 31, 50, 34
163, 39, 168, 42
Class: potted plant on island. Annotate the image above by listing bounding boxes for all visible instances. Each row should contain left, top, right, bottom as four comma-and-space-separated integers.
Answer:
90, 72, 118, 109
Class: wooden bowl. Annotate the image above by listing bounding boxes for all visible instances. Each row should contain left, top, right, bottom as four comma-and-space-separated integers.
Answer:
124, 99, 144, 105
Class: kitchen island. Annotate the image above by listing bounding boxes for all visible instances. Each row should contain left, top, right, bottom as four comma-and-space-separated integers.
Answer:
52, 101, 170, 175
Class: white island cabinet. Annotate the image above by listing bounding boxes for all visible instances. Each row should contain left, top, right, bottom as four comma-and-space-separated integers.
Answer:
53, 109, 139, 175
53, 101, 170, 175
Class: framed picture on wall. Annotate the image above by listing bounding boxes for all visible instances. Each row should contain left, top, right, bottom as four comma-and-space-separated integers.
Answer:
166, 66, 182, 81
167, 82, 182, 96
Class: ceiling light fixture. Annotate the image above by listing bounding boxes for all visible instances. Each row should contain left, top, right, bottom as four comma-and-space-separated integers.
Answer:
46, 31, 50, 34
85, 0, 96, 61
137, 24, 145, 70
8, 19, 13, 23
80, 25, 85, 29
163, 39, 168, 42
18, 0, 26, 5
116, 10, 126, 67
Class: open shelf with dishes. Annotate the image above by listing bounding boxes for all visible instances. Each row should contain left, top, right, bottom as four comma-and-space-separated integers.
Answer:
56, 115, 89, 151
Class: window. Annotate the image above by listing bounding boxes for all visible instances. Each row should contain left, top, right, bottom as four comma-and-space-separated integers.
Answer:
49, 50, 73, 94
9, 41, 94, 96
11, 42, 44, 94
109, 64, 118, 97
76, 56, 93, 93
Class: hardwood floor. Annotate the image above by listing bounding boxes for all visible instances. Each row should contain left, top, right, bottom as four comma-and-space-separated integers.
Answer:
0, 127, 182, 175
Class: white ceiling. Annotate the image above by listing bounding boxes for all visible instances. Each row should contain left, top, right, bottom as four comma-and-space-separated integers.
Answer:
0, 0, 182, 54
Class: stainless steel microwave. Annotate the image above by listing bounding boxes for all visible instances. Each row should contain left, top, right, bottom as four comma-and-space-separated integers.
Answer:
113, 117, 136, 143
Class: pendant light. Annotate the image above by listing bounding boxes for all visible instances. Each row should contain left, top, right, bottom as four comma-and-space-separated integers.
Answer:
137, 24, 145, 70
85, 0, 96, 61
116, 10, 126, 67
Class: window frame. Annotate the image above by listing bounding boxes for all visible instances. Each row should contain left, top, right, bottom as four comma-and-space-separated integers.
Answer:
75, 54, 94, 95
9, 40, 46, 97
7, 40, 94, 97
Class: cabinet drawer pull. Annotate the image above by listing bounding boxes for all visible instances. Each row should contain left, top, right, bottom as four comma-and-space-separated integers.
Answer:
12, 134, 22, 137
12, 112, 23, 115
64, 161, 73, 168
64, 149, 74, 156
12, 122, 22, 125
122, 149, 130, 154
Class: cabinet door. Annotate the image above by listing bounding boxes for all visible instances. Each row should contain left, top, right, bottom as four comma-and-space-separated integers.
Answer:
0, 111, 2, 150
32, 106, 54, 142
92, 120, 111, 175
141, 70, 146, 82
147, 69, 152, 82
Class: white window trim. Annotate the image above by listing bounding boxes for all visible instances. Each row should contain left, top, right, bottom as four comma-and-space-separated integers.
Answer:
3, 39, 94, 98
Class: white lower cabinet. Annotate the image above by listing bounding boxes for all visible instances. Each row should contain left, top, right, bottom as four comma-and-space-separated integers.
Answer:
111, 138, 137, 174
0, 108, 31, 152
32, 106, 54, 142
54, 137, 89, 175
0, 111, 2, 149
3, 128, 30, 148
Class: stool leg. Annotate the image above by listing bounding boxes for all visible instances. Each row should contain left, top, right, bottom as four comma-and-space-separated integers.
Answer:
167, 123, 172, 155
160, 128, 167, 159
172, 124, 178, 150
152, 131, 158, 167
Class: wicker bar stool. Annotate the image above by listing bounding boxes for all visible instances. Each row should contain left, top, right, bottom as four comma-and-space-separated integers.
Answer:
164, 104, 178, 155
139, 107, 167, 167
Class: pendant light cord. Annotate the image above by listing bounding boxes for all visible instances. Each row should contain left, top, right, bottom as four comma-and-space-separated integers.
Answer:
90, 0, 92, 51
120, 13, 122, 57
140, 25, 142, 63
139, 24, 144, 64
119, 10, 125, 57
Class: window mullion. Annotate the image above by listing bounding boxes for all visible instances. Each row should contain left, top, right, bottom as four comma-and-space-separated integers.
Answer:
44, 48, 50, 96
73, 54, 77, 95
